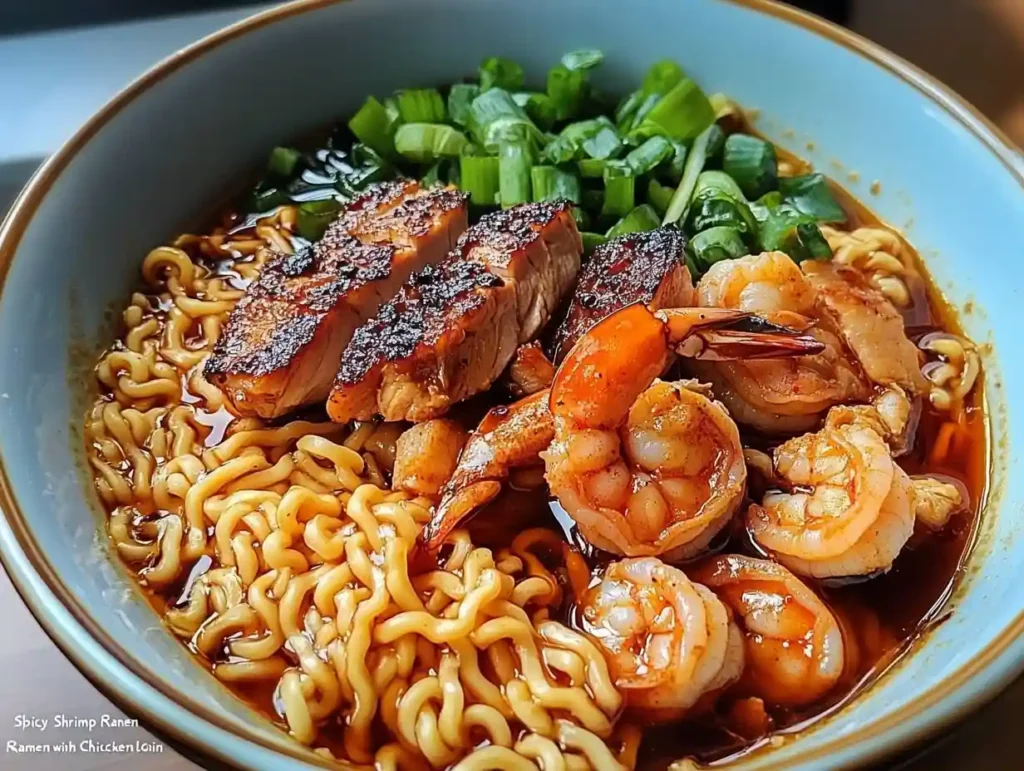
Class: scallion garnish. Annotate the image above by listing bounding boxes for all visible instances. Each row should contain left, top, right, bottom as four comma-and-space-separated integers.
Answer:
634, 78, 715, 141
394, 123, 468, 162
602, 163, 635, 217
460, 154, 500, 205
268, 147, 302, 179
395, 89, 446, 124
758, 203, 833, 262
499, 141, 534, 208
647, 179, 675, 216
480, 57, 525, 92
606, 204, 660, 238
689, 226, 749, 271
448, 84, 481, 127
685, 189, 759, 242
615, 90, 645, 131
547, 64, 587, 121
625, 136, 673, 176
797, 222, 833, 259
544, 118, 616, 164
662, 123, 716, 225
779, 173, 848, 224
642, 60, 685, 97
562, 49, 605, 71
467, 88, 543, 151
581, 126, 622, 160
348, 96, 395, 158
722, 134, 778, 199
578, 159, 607, 178
296, 199, 342, 241
581, 232, 608, 252
514, 92, 557, 130
531, 165, 582, 203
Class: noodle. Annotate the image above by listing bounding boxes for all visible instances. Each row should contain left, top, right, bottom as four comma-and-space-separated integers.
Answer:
85, 208, 627, 769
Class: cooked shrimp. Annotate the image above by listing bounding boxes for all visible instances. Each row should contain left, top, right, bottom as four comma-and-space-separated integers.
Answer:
692, 252, 869, 434
392, 419, 468, 499
803, 261, 927, 396
421, 305, 823, 560
545, 304, 824, 560
746, 419, 915, 579
911, 475, 966, 530
580, 557, 744, 722
692, 555, 843, 707
504, 342, 555, 398
419, 390, 553, 554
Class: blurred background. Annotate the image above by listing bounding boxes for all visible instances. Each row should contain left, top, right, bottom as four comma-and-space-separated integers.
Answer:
0, 1, 1021, 769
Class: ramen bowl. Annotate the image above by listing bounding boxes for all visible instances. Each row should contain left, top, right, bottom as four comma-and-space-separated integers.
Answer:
0, 0, 1021, 768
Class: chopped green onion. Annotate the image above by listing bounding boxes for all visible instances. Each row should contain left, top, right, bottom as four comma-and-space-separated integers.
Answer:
625, 136, 673, 175
638, 79, 715, 141
662, 123, 716, 225
395, 89, 446, 124
394, 123, 468, 162
544, 117, 615, 164
758, 204, 833, 262
685, 190, 758, 241
615, 90, 645, 131
578, 158, 607, 178
722, 134, 778, 199
460, 154, 500, 206
602, 163, 635, 217
642, 60, 686, 96
480, 57, 524, 92
750, 190, 784, 222
268, 147, 301, 179
779, 173, 847, 223
247, 186, 289, 213
606, 204, 660, 238
704, 123, 726, 167
647, 179, 675, 216
693, 170, 747, 202
468, 88, 543, 150
582, 232, 608, 252
296, 199, 342, 241
448, 84, 481, 127
499, 141, 534, 208
690, 226, 749, 271
797, 222, 833, 259
547, 64, 587, 121
582, 126, 622, 160
664, 141, 688, 182
571, 207, 591, 230
514, 92, 557, 130
531, 165, 582, 203
562, 49, 604, 71
348, 96, 395, 158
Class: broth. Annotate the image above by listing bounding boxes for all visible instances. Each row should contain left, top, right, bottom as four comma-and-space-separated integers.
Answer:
101, 137, 986, 768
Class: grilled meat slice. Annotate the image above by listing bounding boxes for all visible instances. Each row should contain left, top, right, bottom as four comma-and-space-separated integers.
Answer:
547, 227, 695, 363
205, 181, 468, 418
328, 201, 582, 423
504, 342, 556, 398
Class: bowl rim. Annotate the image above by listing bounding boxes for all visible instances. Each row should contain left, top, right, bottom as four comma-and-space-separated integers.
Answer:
0, 0, 1022, 769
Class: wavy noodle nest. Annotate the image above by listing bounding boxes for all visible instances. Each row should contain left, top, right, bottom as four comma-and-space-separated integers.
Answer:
85, 208, 637, 770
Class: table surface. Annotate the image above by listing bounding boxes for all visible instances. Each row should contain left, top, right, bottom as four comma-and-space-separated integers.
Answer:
2, 1, 1022, 769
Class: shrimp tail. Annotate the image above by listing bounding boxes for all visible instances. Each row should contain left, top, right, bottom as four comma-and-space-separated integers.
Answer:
656, 308, 826, 361
414, 480, 503, 565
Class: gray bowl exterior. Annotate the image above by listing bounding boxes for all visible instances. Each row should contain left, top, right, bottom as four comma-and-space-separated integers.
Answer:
0, 1, 1022, 769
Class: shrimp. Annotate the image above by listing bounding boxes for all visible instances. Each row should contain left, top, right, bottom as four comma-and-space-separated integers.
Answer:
580, 557, 744, 722
746, 418, 915, 579
691, 252, 870, 434
420, 305, 823, 560
544, 304, 824, 561
418, 390, 553, 553
392, 419, 468, 499
692, 555, 844, 707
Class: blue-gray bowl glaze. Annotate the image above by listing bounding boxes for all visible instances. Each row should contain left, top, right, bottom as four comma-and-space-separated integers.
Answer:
0, 1, 1021, 769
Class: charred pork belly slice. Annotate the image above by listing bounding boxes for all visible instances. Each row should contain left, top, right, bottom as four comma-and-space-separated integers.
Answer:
205, 181, 468, 418
547, 227, 695, 363
327, 201, 582, 423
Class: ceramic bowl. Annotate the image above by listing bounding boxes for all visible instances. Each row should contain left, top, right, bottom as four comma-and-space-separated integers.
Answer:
1, 1, 1022, 768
